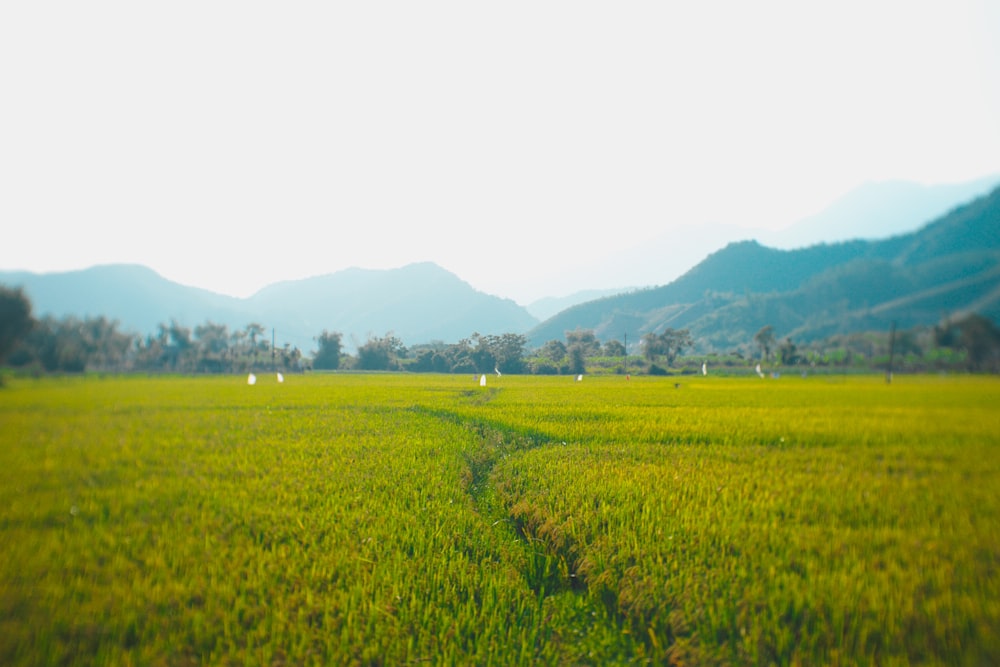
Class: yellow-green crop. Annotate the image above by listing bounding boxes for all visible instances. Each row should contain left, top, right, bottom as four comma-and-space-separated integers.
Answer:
1, 374, 997, 665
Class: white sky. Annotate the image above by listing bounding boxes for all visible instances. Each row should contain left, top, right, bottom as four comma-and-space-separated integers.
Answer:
2, 1, 998, 304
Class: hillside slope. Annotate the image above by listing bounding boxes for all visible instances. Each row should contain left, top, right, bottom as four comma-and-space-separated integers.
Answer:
1, 262, 539, 352
529, 186, 1000, 351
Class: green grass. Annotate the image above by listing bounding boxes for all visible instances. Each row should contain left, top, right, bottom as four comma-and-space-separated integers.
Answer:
1, 374, 998, 665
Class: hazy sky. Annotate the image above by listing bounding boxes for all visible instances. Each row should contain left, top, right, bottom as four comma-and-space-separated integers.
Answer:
2, 1, 998, 304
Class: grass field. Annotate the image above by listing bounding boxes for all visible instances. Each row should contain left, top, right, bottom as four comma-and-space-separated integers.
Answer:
1, 373, 998, 665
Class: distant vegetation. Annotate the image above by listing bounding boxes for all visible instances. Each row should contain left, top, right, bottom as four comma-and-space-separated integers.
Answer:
4, 188, 998, 371
4, 182, 1000, 378
2, 283, 998, 376
0, 262, 539, 355
529, 185, 1000, 350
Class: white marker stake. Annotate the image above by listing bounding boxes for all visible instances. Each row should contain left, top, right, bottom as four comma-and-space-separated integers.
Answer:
277, 372, 284, 383
247, 373, 257, 385
576, 374, 583, 382
480, 374, 487, 387
702, 362, 707, 376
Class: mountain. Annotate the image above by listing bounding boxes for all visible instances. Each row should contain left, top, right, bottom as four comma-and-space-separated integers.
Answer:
526, 287, 634, 321
0, 262, 538, 353
763, 175, 1000, 249
0, 264, 254, 334
538, 176, 1000, 303
245, 262, 537, 348
5, 178, 998, 356
528, 186, 1000, 351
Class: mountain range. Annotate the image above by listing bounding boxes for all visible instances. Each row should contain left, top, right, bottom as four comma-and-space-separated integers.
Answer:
536, 175, 1000, 303
0, 263, 536, 353
761, 175, 1000, 249
2, 179, 999, 355
529, 185, 1000, 351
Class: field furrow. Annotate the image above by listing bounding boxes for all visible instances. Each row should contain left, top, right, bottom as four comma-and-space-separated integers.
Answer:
0, 374, 997, 665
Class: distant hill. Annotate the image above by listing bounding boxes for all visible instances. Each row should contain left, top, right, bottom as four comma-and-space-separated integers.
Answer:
764, 175, 1000, 249
541, 175, 999, 300
0, 262, 538, 353
5, 179, 999, 357
245, 262, 537, 348
526, 287, 633, 321
0, 264, 254, 334
528, 186, 1000, 351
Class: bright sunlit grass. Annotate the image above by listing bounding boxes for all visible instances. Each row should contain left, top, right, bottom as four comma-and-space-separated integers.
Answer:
1, 373, 997, 665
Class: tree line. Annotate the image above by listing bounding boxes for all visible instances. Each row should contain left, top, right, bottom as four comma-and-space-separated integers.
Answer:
4, 314, 303, 375
2, 285, 999, 376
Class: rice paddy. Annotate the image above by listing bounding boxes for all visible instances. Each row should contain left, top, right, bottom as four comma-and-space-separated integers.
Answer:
1, 373, 997, 665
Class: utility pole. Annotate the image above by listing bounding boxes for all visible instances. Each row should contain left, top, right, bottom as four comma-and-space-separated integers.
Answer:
624, 332, 628, 377
886, 321, 896, 384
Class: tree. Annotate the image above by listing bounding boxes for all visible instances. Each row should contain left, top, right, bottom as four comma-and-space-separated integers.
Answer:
659, 328, 693, 367
165, 320, 194, 372
446, 337, 477, 374
82, 316, 133, 372
194, 322, 230, 372
564, 329, 601, 375
8, 314, 137, 373
959, 315, 1000, 372
754, 325, 776, 361
481, 333, 528, 374
357, 333, 405, 371
937, 314, 1000, 372
468, 333, 496, 374
641, 329, 692, 368
540, 340, 567, 363
0, 286, 33, 366
54, 318, 88, 372
641, 332, 662, 362
779, 337, 799, 366
245, 323, 266, 368
400, 333, 530, 374
603, 339, 626, 357
313, 330, 343, 370
565, 329, 601, 357
279, 343, 302, 372
567, 344, 586, 375
410, 348, 450, 373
